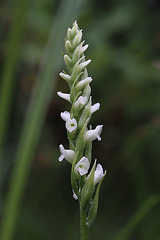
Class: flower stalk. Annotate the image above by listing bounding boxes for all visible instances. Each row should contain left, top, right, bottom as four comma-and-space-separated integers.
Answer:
58, 21, 106, 240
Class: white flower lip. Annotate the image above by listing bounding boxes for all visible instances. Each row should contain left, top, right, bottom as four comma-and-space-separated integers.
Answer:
66, 118, 77, 133
85, 125, 103, 142
57, 91, 70, 102
59, 144, 75, 164
94, 163, 106, 185
75, 157, 90, 176
60, 111, 70, 122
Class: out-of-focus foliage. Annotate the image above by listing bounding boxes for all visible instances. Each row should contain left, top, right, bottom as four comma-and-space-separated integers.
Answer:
0, 0, 160, 239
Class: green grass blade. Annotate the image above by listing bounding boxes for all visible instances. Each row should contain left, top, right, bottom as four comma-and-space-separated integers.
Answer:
115, 194, 159, 240
0, 0, 29, 157
0, 0, 84, 240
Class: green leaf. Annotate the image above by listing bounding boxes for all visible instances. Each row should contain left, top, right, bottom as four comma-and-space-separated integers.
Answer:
81, 160, 96, 212
86, 172, 106, 228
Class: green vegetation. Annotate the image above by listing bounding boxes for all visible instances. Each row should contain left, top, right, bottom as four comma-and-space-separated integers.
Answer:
0, 0, 160, 239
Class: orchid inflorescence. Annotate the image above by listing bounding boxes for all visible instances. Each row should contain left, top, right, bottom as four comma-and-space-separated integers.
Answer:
58, 21, 106, 229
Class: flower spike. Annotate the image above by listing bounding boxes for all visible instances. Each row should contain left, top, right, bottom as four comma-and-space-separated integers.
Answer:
57, 21, 106, 232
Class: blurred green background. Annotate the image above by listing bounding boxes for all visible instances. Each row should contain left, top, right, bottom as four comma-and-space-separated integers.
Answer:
0, 0, 160, 239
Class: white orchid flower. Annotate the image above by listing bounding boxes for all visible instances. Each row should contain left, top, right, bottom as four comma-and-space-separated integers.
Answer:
59, 144, 75, 164
65, 118, 77, 133
85, 125, 103, 142
94, 163, 106, 185
74, 157, 90, 176
60, 111, 70, 122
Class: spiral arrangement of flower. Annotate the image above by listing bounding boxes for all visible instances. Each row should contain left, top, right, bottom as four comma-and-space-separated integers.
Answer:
57, 21, 106, 239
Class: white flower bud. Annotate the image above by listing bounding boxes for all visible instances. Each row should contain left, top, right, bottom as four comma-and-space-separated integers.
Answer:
65, 40, 72, 55
57, 91, 70, 102
82, 44, 89, 53
94, 163, 106, 185
66, 118, 77, 133
71, 21, 79, 38
67, 28, 72, 40
91, 103, 100, 114
59, 72, 71, 82
60, 111, 70, 122
59, 144, 75, 164
64, 55, 72, 70
73, 30, 82, 46
75, 157, 90, 176
74, 96, 88, 111
78, 59, 91, 72
75, 77, 92, 92
85, 125, 103, 142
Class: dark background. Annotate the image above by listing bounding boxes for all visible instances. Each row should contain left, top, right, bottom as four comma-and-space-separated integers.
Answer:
0, 0, 160, 239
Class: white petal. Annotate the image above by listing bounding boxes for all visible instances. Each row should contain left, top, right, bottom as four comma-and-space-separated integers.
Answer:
94, 164, 106, 185
60, 111, 70, 122
75, 157, 90, 176
85, 125, 103, 142
91, 103, 100, 114
65, 118, 77, 133
57, 91, 70, 102
59, 144, 75, 164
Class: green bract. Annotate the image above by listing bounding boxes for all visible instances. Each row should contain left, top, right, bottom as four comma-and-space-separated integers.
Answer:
58, 21, 106, 229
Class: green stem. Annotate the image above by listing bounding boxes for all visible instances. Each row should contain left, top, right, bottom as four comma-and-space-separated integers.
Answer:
80, 209, 89, 240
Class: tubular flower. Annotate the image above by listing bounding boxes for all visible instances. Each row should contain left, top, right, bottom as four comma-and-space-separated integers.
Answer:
58, 144, 75, 164
74, 157, 90, 176
57, 21, 106, 228
94, 163, 106, 185
85, 125, 103, 142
